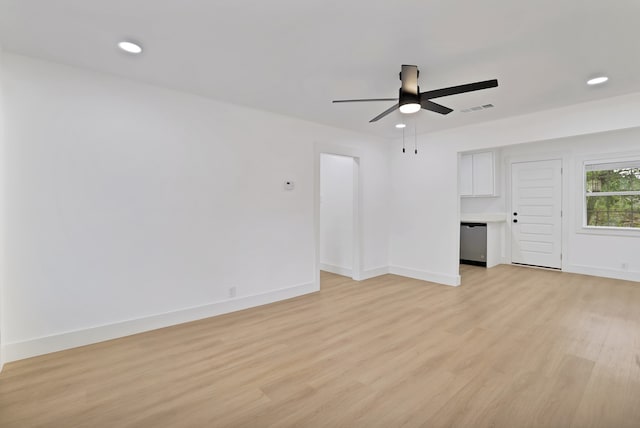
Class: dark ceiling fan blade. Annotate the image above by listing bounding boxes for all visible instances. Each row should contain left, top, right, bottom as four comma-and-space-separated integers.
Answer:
421, 99, 453, 115
332, 98, 398, 103
369, 103, 399, 122
400, 65, 419, 95
420, 79, 498, 100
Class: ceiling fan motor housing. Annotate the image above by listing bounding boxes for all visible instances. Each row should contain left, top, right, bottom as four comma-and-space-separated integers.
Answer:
399, 88, 420, 108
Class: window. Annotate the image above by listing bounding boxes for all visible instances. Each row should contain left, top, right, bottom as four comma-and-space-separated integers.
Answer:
585, 160, 640, 229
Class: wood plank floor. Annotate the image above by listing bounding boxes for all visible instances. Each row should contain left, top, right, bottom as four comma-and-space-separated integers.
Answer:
1, 265, 640, 427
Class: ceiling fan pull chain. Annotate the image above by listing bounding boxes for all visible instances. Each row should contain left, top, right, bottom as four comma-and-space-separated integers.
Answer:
414, 118, 418, 154
402, 127, 406, 153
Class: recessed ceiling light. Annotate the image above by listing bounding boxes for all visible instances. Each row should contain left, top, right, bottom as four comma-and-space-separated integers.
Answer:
118, 41, 143, 54
395, 123, 406, 129
587, 76, 608, 85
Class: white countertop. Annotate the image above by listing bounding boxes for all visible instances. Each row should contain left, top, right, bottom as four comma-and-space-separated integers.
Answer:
460, 213, 507, 223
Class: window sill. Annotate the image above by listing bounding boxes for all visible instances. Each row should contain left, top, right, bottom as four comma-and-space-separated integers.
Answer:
578, 225, 640, 237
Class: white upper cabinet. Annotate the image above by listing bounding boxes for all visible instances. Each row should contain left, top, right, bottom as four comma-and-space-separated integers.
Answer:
459, 151, 497, 197
472, 152, 494, 195
459, 154, 473, 196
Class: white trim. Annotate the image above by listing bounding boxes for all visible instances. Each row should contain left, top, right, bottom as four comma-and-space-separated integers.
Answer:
389, 265, 461, 286
565, 264, 640, 283
578, 225, 640, 237
504, 154, 567, 270
585, 191, 640, 197
352, 156, 363, 281
1, 282, 317, 363
314, 143, 363, 281
584, 158, 640, 170
579, 152, 640, 234
319, 263, 353, 277
360, 266, 390, 280
320, 264, 389, 280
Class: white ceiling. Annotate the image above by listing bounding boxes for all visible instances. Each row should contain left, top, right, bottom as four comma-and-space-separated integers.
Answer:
1, 0, 640, 139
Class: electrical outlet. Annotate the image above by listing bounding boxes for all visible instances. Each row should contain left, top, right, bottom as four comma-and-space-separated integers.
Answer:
228, 286, 237, 298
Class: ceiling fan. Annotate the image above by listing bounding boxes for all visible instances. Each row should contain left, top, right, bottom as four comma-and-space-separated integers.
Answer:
333, 65, 498, 122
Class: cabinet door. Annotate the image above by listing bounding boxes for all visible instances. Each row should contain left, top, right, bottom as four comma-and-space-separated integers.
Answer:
459, 154, 473, 196
472, 152, 494, 195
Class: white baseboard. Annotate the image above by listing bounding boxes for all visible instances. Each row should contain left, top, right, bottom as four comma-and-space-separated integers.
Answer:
320, 264, 391, 281
0, 337, 4, 372
564, 264, 640, 283
319, 263, 353, 277
360, 266, 390, 280
2, 281, 318, 363
389, 265, 461, 286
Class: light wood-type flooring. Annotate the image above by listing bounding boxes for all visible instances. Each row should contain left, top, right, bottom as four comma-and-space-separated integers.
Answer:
1, 265, 640, 427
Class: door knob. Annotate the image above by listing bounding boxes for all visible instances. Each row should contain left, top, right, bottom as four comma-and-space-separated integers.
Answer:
513, 212, 518, 216
513, 219, 518, 223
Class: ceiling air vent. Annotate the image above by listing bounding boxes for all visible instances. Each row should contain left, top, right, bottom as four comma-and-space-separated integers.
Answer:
461, 103, 494, 113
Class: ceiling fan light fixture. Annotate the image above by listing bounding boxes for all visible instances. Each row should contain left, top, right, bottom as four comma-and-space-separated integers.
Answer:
399, 103, 421, 114
398, 88, 421, 115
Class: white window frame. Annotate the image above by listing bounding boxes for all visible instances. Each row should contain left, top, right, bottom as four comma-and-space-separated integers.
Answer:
581, 157, 640, 235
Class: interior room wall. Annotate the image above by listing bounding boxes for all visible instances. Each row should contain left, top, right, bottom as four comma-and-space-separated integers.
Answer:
0, 43, 6, 370
388, 142, 462, 285
499, 128, 640, 281
389, 92, 640, 286
0, 53, 390, 362
459, 128, 640, 280
320, 154, 354, 276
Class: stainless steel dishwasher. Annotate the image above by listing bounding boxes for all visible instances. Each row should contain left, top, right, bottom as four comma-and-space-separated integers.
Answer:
460, 222, 487, 267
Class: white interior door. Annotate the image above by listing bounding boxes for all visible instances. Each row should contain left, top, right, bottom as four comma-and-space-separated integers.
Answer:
511, 159, 562, 269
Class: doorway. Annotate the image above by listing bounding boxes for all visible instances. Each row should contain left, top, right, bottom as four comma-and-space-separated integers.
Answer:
319, 153, 359, 279
510, 159, 562, 269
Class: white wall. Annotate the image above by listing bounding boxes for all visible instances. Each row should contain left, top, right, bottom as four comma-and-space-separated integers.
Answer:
0, 53, 390, 361
320, 154, 354, 276
7, 50, 638, 364
389, 142, 462, 285
0, 43, 6, 370
499, 128, 640, 281
460, 128, 640, 280
390, 92, 640, 286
